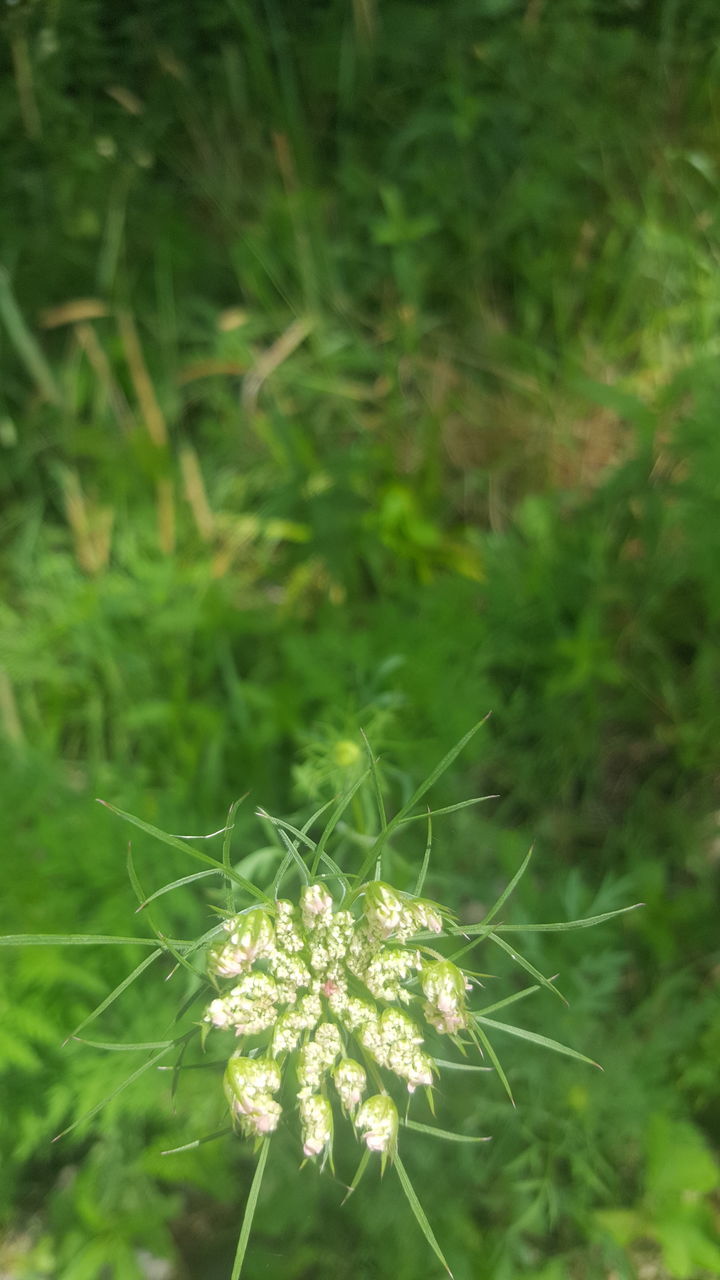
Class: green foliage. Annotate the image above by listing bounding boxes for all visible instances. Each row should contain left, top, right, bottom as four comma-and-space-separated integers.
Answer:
2, 0, 720, 1276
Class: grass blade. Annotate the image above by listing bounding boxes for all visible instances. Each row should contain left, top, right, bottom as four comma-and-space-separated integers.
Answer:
230, 1138, 271, 1280
475, 1016, 602, 1069
72, 1037, 175, 1051
394, 1153, 454, 1277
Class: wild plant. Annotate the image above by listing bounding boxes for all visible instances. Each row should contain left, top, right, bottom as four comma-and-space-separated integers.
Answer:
1, 722, 640, 1278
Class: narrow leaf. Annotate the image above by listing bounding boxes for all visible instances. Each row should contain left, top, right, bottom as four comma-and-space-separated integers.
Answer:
97, 801, 270, 903
414, 811, 432, 898
398, 795, 498, 826
492, 904, 644, 933
230, 1138, 271, 1280
342, 1148, 372, 1203
0, 934, 160, 948
65, 949, 163, 1043
479, 846, 534, 928
361, 728, 387, 832
223, 797, 246, 912
161, 1126, 232, 1156
358, 717, 490, 881
394, 1153, 454, 1277
72, 1037, 175, 1051
403, 1120, 491, 1143
472, 984, 540, 1018
488, 933, 566, 1004
433, 1058, 492, 1073
311, 767, 371, 875
475, 1016, 602, 1069
137, 869, 221, 911
53, 1043, 174, 1141
470, 1021, 515, 1106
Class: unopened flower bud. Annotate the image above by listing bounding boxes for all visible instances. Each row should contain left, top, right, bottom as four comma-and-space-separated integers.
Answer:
363, 882, 406, 938
410, 900, 444, 934
356, 1094, 398, 1155
299, 1093, 333, 1159
223, 908, 275, 965
223, 1056, 283, 1136
421, 960, 471, 1035
333, 1058, 367, 1112
300, 882, 334, 928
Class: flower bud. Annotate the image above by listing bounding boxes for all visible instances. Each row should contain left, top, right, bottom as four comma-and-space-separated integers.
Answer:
356, 1094, 398, 1155
299, 1094, 333, 1159
363, 882, 406, 938
300, 882, 334, 929
333, 1058, 367, 1112
223, 908, 275, 966
224, 1056, 283, 1137
410, 900, 444, 935
421, 960, 471, 1035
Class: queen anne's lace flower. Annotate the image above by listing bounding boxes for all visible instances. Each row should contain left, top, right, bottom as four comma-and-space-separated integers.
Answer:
205, 881, 466, 1161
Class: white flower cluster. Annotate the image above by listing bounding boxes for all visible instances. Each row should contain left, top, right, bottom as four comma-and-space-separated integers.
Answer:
206, 881, 470, 1160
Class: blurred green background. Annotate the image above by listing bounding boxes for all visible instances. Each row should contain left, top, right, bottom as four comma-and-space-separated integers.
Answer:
1, 1, 719, 1277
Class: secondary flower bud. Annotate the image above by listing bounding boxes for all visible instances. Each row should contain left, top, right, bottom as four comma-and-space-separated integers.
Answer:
356, 1094, 398, 1155
222, 908, 275, 966
223, 1056, 282, 1137
421, 960, 471, 1035
333, 1058, 367, 1112
363, 882, 406, 938
299, 1093, 333, 1159
300, 882, 334, 929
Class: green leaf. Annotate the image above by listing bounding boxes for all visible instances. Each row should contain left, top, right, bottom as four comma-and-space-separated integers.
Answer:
414, 811, 433, 898
53, 1042, 176, 1141
470, 1021, 515, 1105
357, 717, 489, 881
230, 1138, 271, 1280
72, 1037, 176, 1051
481, 903, 643, 934
475, 1016, 601, 1069
97, 800, 271, 903
472, 984, 540, 1017
398, 795, 498, 826
342, 1148, 372, 1203
487, 933, 566, 1004
136, 868, 221, 910
311, 767, 371, 876
394, 1153, 454, 1277
65, 949, 163, 1042
126, 845, 200, 981
224, 796, 246, 911
433, 1058, 492, 1073
161, 1126, 232, 1156
0, 934, 161, 947
479, 845, 534, 928
361, 727, 387, 832
403, 1119, 491, 1143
